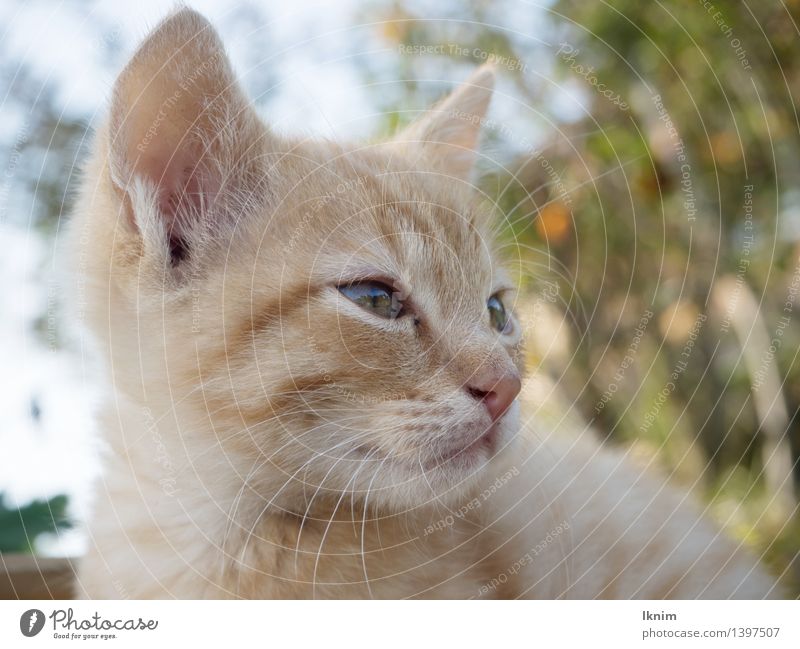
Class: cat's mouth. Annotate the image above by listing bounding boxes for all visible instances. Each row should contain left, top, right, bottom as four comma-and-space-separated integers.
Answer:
425, 423, 501, 470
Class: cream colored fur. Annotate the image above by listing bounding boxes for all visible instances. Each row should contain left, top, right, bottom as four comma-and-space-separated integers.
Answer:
69, 8, 779, 599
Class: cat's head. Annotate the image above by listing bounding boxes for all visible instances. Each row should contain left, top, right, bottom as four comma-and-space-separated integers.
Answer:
76, 8, 523, 512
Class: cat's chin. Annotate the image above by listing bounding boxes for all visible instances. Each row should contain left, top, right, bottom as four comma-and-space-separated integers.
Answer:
422, 405, 521, 474
424, 423, 502, 472
390, 412, 522, 509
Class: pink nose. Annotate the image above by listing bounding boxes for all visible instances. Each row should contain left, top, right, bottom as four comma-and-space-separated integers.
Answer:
467, 370, 522, 421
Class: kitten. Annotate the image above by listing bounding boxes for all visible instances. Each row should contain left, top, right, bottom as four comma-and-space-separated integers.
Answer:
69, 8, 779, 598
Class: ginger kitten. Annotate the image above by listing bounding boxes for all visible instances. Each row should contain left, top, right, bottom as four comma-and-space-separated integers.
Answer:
70, 8, 778, 598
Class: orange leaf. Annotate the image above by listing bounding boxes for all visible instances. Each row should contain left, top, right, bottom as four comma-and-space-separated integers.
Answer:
535, 201, 571, 244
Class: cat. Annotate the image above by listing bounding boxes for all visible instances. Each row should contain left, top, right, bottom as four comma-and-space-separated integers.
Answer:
68, 7, 779, 598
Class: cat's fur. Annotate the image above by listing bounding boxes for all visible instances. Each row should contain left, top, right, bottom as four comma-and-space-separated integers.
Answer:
69, 8, 779, 598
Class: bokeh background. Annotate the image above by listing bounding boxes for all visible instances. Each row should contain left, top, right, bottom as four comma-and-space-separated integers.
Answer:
1, 0, 799, 596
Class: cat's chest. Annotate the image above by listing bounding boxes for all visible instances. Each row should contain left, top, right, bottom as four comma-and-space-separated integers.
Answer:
233, 509, 507, 599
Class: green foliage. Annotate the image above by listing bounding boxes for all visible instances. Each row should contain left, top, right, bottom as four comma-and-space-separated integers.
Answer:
357, 0, 800, 595
0, 494, 72, 554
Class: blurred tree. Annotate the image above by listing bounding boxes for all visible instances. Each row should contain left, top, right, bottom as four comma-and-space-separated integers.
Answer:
0, 494, 71, 553
356, 0, 800, 594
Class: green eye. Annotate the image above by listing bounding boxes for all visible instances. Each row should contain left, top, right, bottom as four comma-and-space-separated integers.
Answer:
488, 294, 511, 333
338, 281, 404, 319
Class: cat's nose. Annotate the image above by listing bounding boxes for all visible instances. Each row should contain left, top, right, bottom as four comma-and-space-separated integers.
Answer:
466, 370, 521, 421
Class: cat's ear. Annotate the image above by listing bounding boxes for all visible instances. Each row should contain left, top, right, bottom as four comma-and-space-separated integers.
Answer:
393, 65, 495, 181
107, 8, 263, 263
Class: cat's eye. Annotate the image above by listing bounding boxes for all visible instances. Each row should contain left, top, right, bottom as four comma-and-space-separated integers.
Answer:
338, 281, 404, 319
488, 294, 511, 334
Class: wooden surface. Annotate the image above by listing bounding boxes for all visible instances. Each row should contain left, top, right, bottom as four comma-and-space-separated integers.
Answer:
0, 554, 75, 599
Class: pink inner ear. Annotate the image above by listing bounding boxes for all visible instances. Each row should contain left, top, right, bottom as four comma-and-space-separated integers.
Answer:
136, 140, 218, 244
107, 7, 257, 259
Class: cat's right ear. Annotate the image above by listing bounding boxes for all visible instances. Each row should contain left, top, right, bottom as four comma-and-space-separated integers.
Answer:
392, 65, 495, 181
107, 8, 263, 264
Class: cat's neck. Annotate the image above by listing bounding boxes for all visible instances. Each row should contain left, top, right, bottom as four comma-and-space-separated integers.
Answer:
106, 391, 509, 597
222, 490, 496, 598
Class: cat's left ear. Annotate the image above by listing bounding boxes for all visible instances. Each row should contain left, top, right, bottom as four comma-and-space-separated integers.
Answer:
393, 65, 495, 181
106, 8, 265, 265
